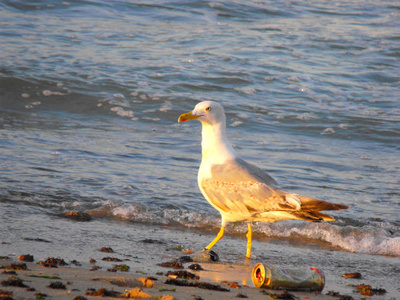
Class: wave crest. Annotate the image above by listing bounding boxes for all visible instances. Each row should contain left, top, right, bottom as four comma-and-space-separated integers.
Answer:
256, 220, 400, 256
94, 202, 400, 257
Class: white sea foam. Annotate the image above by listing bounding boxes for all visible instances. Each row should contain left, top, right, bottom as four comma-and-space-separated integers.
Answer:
230, 121, 243, 127
113, 93, 125, 99
110, 106, 134, 118
257, 220, 400, 256
108, 202, 400, 257
234, 87, 256, 95
111, 203, 219, 228
42, 90, 67, 96
321, 128, 335, 135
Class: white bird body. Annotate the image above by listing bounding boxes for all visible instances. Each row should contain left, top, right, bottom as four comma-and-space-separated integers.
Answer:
178, 101, 348, 258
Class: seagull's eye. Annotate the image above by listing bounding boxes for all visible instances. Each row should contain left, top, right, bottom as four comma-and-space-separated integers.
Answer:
205, 107, 211, 112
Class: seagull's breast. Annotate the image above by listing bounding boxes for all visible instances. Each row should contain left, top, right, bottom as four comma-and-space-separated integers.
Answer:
198, 157, 224, 183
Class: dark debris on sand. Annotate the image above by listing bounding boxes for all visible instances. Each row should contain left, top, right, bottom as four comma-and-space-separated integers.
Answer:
99, 247, 114, 253
39, 258, 68, 268
23, 238, 51, 243
140, 238, 166, 245
158, 261, 184, 269
17, 255, 34, 262
101, 257, 122, 262
262, 290, 296, 299
85, 288, 121, 297
0, 263, 28, 271
0, 289, 14, 300
70, 259, 82, 266
165, 278, 229, 292
90, 265, 102, 271
167, 270, 199, 280
1, 277, 28, 288
48, 281, 67, 289
73, 296, 88, 300
351, 284, 387, 296
188, 263, 204, 271
326, 291, 353, 300
114, 264, 130, 272
1, 271, 17, 276
34, 292, 48, 299
221, 281, 241, 289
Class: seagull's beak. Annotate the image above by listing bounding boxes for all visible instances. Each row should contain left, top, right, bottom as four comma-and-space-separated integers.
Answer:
178, 111, 201, 123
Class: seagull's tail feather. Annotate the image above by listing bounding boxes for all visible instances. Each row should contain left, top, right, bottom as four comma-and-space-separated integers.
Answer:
291, 195, 349, 222
299, 195, 349, 212
290, 210, 335, 222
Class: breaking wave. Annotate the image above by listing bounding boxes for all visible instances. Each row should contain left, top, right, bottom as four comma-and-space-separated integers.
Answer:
255, 219, 400, 257
91, 202, 400, 257
5, 189, 398, 257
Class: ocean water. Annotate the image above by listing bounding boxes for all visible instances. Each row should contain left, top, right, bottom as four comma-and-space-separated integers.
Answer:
1, 0, 399, 297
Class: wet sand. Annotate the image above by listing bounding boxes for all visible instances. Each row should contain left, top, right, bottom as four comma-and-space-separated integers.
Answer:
1, 218, 397, 300
2, 214, 398, 300
1, 254, 339, 300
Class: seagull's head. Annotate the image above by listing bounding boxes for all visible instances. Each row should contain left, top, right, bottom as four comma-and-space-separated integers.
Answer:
178, 101, 225, 126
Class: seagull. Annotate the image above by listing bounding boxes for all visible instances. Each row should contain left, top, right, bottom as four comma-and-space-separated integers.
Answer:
178, 101, 348, 259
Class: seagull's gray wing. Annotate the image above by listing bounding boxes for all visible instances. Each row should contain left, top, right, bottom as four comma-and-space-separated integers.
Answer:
199, 158, 300, 221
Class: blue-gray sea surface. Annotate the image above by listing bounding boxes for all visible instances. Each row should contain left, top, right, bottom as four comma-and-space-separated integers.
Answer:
1, 0, 399, 297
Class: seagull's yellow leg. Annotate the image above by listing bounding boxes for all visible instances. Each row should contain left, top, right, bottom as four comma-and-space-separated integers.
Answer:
204, 226, 225, 251
246, 223, 252, 259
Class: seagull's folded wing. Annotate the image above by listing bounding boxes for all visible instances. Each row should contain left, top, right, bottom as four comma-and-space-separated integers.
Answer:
199, 158, 301, 222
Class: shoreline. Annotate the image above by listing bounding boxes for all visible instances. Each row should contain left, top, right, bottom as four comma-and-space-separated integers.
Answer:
1, 219, 398, 299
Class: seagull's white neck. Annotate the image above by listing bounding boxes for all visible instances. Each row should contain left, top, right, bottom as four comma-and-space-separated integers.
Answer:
200, 122, 237, 163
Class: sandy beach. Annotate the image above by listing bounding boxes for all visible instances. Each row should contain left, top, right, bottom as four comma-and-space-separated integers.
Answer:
1, 242, 391, 300
0, 256, 330, 300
